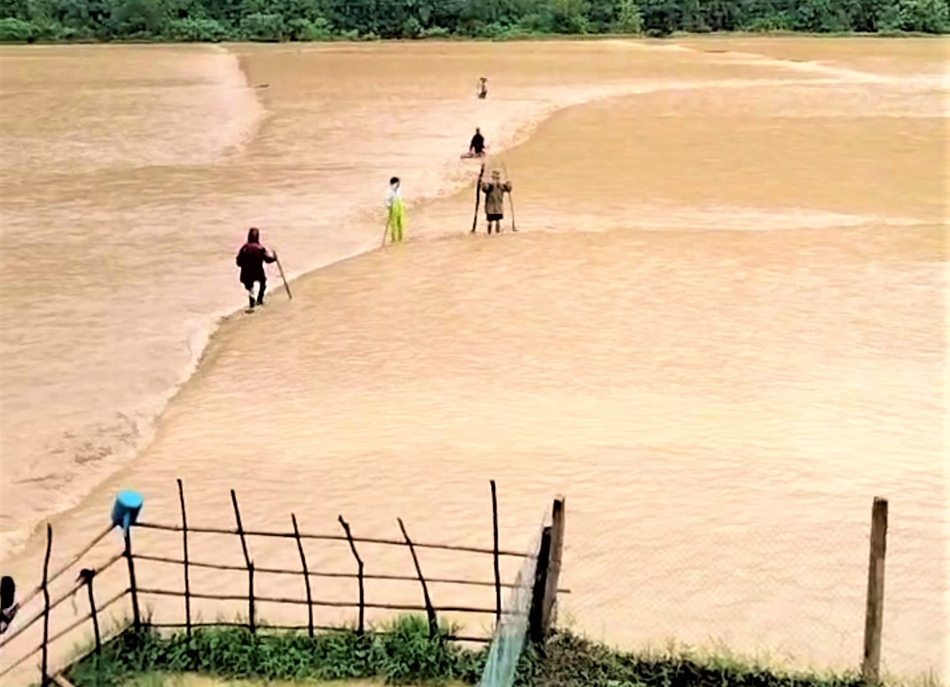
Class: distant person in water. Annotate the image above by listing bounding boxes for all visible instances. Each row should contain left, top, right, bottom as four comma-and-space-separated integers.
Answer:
385, 177, 405, 245
0, 576, 17, 635
469, 128, 486, 157
480, 169, 512, 235
236, 227, 276, 311
477, 77, 488, 99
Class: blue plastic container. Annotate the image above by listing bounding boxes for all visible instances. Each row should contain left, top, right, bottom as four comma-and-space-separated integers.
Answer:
111, 490, 144, 531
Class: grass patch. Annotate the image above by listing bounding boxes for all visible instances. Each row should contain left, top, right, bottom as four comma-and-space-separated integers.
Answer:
64, 615, 884, 687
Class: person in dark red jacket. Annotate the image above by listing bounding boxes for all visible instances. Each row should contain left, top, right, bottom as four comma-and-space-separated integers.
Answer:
236, 227, 276, 311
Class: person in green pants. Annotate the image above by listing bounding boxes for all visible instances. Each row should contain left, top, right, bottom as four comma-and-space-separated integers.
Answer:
385, 176, 406, 245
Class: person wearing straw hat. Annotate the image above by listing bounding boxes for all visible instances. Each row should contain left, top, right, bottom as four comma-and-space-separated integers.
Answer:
236, 227, 277, 312
480, 169, 512, 235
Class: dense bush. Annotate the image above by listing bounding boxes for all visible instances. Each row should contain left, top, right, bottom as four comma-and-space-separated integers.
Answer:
0, 0, 946, 40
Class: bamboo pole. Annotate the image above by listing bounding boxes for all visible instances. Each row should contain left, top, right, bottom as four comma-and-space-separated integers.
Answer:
338, 515, 364, 635
41, 524, 53, 687
131, 552, 563, 590
862, 497, 888, 685
398, 518, 437, 638
136, 587, 506, 615
292, 514, 314, 637
177, 479, 191, 637
490, 480, 501, 626
133, 521, 532, 558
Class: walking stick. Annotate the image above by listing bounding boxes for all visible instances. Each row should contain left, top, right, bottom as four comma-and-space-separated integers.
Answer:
503, 162, 517, 233
381, 219, 389, 248
274, 253, 292, 300
471, 163, 485, 234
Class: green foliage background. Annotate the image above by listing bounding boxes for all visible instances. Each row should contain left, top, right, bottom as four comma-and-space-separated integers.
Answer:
0, 0, 946, 41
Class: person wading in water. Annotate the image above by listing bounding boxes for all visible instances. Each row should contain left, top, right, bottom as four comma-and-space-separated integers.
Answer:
476, 77, 488, 99
385, 176, 406, 245
236, 227, 277, 312
480, 169, 512, 235
468, 128, 486, 157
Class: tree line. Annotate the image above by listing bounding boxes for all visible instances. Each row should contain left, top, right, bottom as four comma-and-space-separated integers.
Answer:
1, 0, 946, 42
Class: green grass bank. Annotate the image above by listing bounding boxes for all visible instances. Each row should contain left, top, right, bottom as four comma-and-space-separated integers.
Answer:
61, 615, 881, 687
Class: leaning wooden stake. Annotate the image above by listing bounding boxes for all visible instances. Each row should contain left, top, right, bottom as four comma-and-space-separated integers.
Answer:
124, 525, 141, 632
398, 518, 438, 638
490, 480, 502, 626
338, 515, 364, 635
230, 489, 255, 633
41, 524, 53, 687
862, 497, 888, 685
292, 513, 314, 637
178, 479, 192, 637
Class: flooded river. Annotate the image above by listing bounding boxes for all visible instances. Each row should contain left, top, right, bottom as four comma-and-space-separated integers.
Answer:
0, 37, 946, 684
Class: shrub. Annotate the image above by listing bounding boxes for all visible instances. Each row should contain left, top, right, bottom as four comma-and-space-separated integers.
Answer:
420, 25, 450, 38
165, 17, 230, 40
0, 17, 39, 41
240, 12, 285, 40
286, 17, 331, 40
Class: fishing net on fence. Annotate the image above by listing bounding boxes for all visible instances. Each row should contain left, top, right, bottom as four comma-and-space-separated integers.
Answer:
479, 528, 542, 687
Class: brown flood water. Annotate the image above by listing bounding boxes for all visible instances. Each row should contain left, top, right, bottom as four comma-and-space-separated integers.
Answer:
0, 38, 947, 684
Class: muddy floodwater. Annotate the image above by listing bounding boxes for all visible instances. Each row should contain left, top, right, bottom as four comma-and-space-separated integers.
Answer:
0, 37, 946, 685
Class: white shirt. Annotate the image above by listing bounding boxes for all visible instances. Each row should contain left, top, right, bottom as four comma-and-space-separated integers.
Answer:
386, 185, 401, 208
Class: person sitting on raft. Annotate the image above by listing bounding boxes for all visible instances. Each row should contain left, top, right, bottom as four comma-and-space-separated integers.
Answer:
236, 227, 277, 312
469, 128, 486, 157
479, 169, 512, 236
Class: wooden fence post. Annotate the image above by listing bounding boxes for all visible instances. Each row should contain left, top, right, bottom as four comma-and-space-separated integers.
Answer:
230, 490, 254, 634
292, 514, 314, 638
862, 497, 888, 685
528, 526, 551, 643
41, 524, 52, 687
490, 480, 501, 627
80, 569, 101, 655
528, 496, 566, 642
397, 518, 438, 638
124, 525, 141, 632
338, 515, 364, 635
248, 563, 256, 635
540, 497, 566, 634
177, 479, 191, 637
